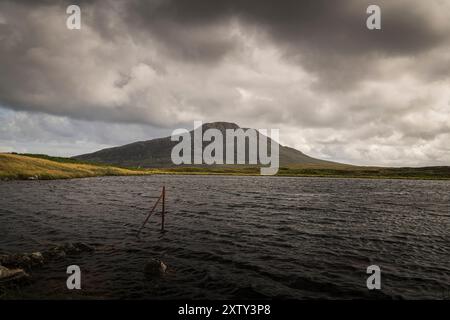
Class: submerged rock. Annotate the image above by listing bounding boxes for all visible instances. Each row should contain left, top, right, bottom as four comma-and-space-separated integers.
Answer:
30, 252, 44, 265
0, 252, 45, 269
0, 243, 94, 270
0, 242, 94, 289
0, 265, 30, 285
144, 259, 167, 277
42, 246, 66, 260
42, 242, 94, 260
63, 243, 77, 254
73, 242, 94, 252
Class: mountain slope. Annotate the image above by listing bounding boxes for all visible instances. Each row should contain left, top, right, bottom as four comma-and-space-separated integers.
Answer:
74, 122, 344, 168
0, 153, 144, 180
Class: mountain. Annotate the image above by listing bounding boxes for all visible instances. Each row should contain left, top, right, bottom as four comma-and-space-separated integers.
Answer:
74, 122, 343, 168
0, 153, 143, 180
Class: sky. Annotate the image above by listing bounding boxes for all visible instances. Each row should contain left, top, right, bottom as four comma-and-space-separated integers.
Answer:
0, 0, 449, 166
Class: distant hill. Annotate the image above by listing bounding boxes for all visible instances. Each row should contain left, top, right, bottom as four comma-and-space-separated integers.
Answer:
74, 122, 344, 168
0, 153, 144, 180
2, 153, 450, 181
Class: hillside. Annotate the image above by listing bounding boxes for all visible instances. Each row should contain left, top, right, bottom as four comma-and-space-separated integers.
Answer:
74, 122, 343, 168
0, 153, 146, 180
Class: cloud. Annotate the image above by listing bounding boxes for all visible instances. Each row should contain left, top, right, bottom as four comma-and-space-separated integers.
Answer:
0, 106, 172, 156
0, 0, 449, 165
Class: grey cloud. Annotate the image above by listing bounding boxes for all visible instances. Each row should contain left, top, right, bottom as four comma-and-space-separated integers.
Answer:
129, 0, 445, 54
125, 0, 450, 89
0, 106, 172, 156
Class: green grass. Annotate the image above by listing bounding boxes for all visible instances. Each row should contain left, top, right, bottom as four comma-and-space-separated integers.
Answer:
0, 153, 158, 180
156, 165, 450, 180
276, 166, 450, 180
1, 153, 450, 181
17, 153, 86, 164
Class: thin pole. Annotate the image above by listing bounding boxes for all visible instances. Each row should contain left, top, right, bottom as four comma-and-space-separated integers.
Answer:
161, 186, 165, 231
136, 192, 163, 237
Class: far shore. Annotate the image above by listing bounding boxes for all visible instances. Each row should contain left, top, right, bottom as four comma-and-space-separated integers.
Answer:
1, 153, 450, 181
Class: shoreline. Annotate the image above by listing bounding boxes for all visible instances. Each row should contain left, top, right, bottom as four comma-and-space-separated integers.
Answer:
2, 171, 450, 182
1, 153, 450, 181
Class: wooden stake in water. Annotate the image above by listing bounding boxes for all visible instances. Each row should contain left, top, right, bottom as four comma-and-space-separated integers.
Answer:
136, 186, 165, 237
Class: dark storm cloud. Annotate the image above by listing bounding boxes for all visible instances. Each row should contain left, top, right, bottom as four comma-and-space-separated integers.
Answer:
124, 0, 449, 88
130, 0, 444, 54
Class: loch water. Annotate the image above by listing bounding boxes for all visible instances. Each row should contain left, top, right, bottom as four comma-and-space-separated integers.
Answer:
0, 175, 449, 299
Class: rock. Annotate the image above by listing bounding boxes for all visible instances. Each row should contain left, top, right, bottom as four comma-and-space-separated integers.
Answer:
30, 252, 45, 266
62, 243, 78, 254
0, 265, 30, 285
144, 259, 167, 277
73, 242, 94, 252
0, 243, 93, 273
42, 242, 93, 259
0, 255, 9, 266
31, 252, 43, 260
0, 252, 44, 270
42, 246, 66, 260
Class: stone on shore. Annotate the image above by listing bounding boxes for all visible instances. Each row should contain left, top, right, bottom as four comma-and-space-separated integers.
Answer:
0, 252, 45, 269
0, 265, 30, 285
42, 242, 94, 260
144, 259, 167, 277
0, 243, 94, 270
74, 242, 94, 252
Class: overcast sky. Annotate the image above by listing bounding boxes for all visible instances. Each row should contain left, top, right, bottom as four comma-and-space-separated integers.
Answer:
1, 0, 449, 166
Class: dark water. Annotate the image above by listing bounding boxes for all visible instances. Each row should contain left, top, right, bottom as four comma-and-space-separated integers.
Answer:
0, 175, 449, 299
